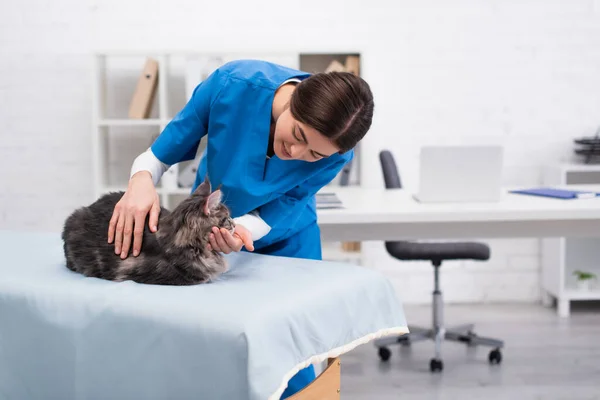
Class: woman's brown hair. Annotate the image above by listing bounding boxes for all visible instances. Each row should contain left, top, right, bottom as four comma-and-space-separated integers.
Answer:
289, 71, 374, 154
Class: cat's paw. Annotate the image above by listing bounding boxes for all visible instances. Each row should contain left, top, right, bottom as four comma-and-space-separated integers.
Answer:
223, 258, 230, 272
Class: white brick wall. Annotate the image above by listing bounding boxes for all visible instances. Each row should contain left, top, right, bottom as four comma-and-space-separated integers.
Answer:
356, 0, 600, 304
1, 0, 599, 303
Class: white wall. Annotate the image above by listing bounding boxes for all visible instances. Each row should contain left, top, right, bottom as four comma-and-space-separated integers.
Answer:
1, 0, 599, 304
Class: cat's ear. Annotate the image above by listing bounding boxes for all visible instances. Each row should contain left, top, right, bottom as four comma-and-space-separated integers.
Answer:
194, 175, 212, 197
203, 189, 222, 216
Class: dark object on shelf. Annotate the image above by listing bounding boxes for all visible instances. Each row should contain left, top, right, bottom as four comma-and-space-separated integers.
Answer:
574, 128, 600, 164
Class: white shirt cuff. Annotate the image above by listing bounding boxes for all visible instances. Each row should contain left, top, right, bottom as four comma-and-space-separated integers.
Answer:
130, 148, 170, 186
131, 149, 272, 241
233, 212, 271, 242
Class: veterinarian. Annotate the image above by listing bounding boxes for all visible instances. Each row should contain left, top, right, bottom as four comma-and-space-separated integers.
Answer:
107, 59, 374, 398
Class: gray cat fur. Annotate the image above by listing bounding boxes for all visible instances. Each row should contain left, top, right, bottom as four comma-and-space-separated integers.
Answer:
62, 177, 235, 285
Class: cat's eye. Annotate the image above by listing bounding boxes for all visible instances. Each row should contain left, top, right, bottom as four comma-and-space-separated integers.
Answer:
219, 217, 229, 226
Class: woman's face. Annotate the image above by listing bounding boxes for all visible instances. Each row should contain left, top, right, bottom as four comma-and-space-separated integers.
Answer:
273, 108, 340, 162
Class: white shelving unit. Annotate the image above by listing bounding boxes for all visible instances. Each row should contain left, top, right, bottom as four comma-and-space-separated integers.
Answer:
92, 52, 173, 206
541, 163, 600, 317
91, 50, 365, 263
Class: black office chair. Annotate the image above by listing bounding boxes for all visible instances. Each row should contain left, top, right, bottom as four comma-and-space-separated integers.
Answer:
374, 150, 504, 372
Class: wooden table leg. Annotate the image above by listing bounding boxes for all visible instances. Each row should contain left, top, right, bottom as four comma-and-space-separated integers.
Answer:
287, 358, 341, 399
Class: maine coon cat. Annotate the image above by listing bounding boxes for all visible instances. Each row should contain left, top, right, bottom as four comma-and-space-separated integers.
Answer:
62, 177, 235, 285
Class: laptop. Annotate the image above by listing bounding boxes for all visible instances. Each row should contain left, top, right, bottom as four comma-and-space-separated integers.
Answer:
414, 145, 504, 203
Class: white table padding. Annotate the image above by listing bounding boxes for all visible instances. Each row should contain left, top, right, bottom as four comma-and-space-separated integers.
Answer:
0, 230, 407, 400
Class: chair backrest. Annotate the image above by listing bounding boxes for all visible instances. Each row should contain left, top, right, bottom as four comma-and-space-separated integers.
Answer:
379, 150, 402, 189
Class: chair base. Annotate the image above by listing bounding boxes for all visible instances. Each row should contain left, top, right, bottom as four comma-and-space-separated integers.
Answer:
374, 263, 504, 372
374, 324, 504, 372
400, 324, 504, 348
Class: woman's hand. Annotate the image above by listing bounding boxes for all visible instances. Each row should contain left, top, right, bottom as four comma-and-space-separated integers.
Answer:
108, 171, 161, 259
208, 224, 254, 254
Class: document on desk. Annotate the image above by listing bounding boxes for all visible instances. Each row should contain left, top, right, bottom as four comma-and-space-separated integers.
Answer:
316, 192, 343, 209
510, 187, 600, 200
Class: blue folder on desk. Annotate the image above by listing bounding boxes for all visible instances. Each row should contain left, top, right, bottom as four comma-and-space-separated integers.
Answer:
510, 187, 600, 199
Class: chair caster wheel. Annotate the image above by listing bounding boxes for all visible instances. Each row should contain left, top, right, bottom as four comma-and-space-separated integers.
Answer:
429, 358, 443, 372
378, 346, 391, 362
378, 346, 392, 362
489, 348, 502, 364
398, 335, 411, 347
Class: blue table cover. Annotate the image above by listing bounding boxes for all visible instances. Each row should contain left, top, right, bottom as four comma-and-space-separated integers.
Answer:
0, 230, 408, 400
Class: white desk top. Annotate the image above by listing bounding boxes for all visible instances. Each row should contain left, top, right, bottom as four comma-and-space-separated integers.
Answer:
318, 185, 600, 224
316, 185, 600, 241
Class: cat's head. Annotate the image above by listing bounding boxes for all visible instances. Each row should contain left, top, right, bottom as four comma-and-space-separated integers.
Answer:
192, 176, 235, 234
167, 176, 235, 247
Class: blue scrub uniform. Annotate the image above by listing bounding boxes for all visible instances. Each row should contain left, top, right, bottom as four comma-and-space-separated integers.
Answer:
150, 60, 353, 398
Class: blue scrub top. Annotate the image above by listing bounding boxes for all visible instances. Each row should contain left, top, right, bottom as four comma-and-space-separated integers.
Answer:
151, 60, 353, 252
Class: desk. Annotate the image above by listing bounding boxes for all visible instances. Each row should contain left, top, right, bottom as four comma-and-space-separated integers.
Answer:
317, 185, 600, 317
317, 185, 600, 242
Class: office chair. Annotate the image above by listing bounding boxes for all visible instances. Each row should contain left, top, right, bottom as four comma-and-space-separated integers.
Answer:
374, 150, 504, 372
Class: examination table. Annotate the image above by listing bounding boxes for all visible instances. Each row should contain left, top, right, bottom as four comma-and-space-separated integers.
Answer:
0, 230, 408, 399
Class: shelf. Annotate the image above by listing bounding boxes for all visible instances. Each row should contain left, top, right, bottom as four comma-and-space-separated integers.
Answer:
97, 118, 168, 127
563, 288, 600, 300
542, 163, 600, 317
544, 284, 600, 300
92, 51, 363, 214
321, 242, 363, 265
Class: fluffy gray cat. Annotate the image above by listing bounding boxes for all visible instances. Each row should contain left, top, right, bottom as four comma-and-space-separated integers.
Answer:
62, 177, 235, 285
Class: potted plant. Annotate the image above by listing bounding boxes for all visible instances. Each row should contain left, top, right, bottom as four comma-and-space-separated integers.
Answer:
572, 270, 597, 291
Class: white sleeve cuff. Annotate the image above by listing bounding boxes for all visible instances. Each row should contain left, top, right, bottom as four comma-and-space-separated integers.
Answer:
130, 148, 171, 186
233, 211, 271, 242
